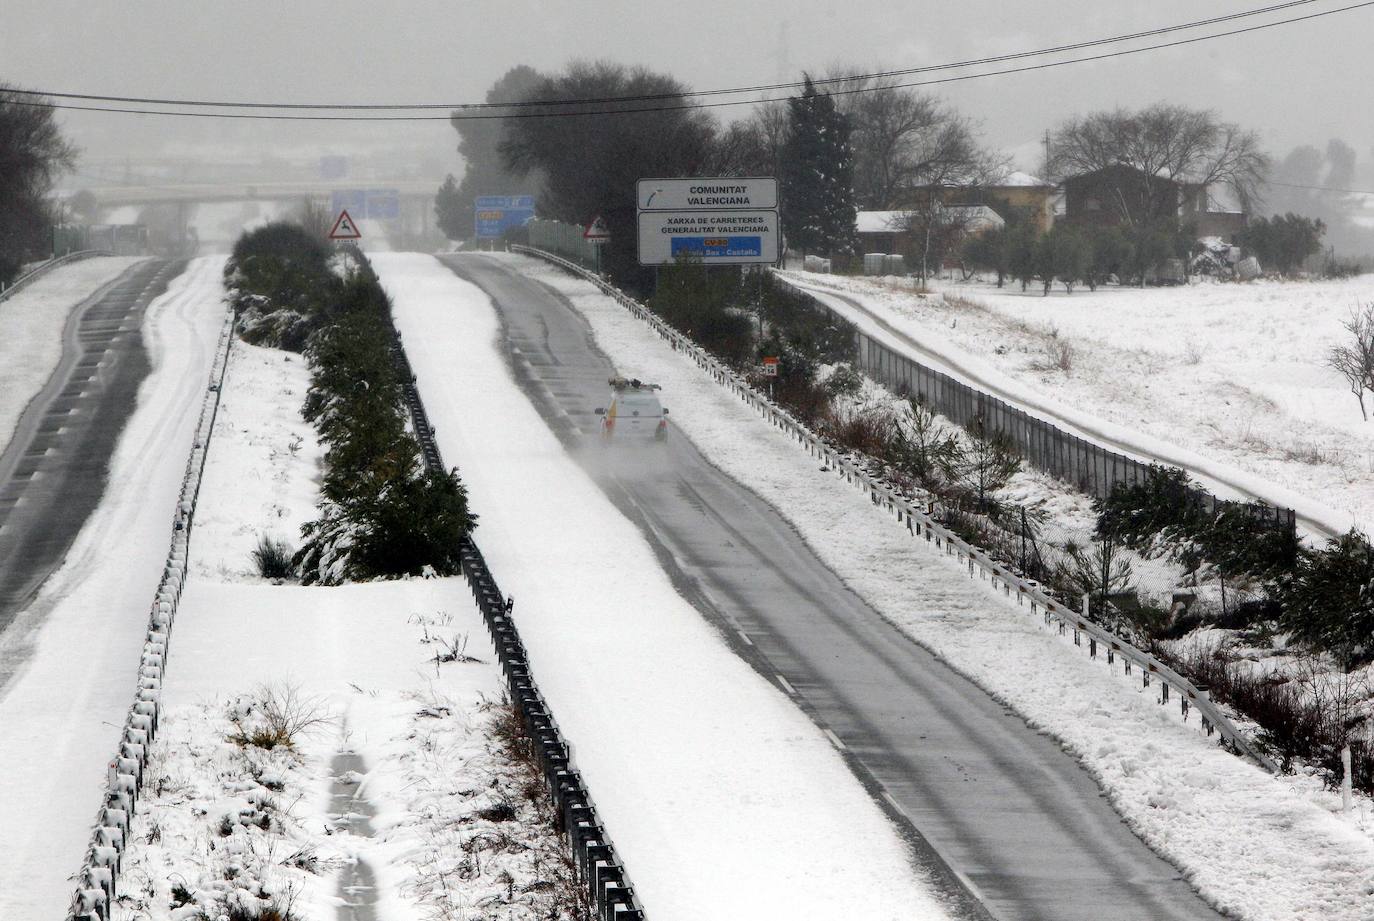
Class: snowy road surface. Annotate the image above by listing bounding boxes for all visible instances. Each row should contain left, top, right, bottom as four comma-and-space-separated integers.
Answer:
417, 253, 1223, 921
780, 272, 1352, 540
513, 252, 1374, 921
0, 260, 182, 638
0, 255, 146, 459
377, 252, 963, 921
0, 257, 224, 919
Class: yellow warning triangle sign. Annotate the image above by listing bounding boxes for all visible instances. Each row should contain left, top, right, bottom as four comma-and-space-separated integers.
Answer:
329, 209, 362, 240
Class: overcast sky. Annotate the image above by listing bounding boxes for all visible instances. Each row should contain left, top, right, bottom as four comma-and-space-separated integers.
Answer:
3, 0, 1370, 181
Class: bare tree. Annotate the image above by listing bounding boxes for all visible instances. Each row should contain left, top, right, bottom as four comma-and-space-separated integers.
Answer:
1290, 655, 1372, 812
822, 75, 1003, 278
0, 83, 78, 283
828, 74, 999, 210
715, 100, 789, 178
1047, 103, 1269, 226
1328, 303, 1374, 421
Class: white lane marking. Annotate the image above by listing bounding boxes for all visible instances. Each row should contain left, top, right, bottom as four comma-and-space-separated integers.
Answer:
823, 728, 847, 751
880, 790, 907, 816
954, 868, 989, 905
775, 674, 796, 695
736, 629, 753, 646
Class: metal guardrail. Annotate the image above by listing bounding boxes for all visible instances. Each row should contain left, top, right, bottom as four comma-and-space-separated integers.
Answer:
513, 244, 1281, 776
384, 296, 648, 921
66, 311, 236, 921
0, 250, 116, 304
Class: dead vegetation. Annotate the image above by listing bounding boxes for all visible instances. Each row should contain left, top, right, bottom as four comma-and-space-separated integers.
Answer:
228, 684, 332, 751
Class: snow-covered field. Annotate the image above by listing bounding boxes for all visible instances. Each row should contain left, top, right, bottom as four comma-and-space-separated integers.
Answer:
0, 257, 224, 919
784, 271, 1374, 537
514, 253, 1374, 921
0, 255, 144, 457
374, 252, 958, 921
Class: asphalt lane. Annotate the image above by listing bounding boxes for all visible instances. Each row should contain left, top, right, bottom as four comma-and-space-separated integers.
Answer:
0, 259, 181, 634
439, 253, 1224, 921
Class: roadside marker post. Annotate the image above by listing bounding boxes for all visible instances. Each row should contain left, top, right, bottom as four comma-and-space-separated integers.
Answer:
761, 355, 779, 401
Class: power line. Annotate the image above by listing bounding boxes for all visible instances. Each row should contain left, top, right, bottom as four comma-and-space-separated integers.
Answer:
1270, 180, 1374, 195
0, 0, 1332, 112
8, 0, 1372, 122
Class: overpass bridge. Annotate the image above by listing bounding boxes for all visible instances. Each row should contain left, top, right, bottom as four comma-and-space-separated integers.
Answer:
66, 179, 443, 251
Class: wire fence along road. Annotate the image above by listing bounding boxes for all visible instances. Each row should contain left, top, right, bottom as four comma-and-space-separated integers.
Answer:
781, 275, 1301, 537
513, 243, 1282, 777
384, 297, 647, 921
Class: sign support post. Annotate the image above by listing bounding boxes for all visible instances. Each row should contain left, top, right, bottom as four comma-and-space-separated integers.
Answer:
583, 216, 611, 275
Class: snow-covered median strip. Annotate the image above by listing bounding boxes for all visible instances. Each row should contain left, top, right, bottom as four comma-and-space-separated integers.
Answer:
121, 588, 581, 921
116, 296, 583, 921
514, 253, 1374, 921
0, 255, 145, 457
374, 252, 956, 921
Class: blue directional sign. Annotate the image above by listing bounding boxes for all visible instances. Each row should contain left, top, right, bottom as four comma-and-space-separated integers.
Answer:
329, 189, 400, 221
366, 189, 400, 220
474, 195, 536, 239
331, 189, 366, 219
671, 236, 763, 259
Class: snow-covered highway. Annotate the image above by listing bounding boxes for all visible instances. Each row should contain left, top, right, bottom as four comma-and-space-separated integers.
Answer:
0, 257, 225, 918
382, 252, 1228, 921
0, 259, 182, 638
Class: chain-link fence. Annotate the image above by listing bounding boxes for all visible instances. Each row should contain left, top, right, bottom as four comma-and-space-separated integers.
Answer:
527, 219, 599, 270
848, 323, 1297, 532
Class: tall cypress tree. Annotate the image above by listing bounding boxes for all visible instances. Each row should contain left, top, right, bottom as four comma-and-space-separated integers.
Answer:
781, 78, 857, 257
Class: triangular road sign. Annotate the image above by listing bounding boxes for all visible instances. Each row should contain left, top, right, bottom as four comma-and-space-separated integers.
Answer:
329, 209, 362, 240
583, 215, 610, 241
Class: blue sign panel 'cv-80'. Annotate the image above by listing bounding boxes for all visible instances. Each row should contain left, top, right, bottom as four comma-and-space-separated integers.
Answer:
475, 195, 536, 239
671, 236, 763, 258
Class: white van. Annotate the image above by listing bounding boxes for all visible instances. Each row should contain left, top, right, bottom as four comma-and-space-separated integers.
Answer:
595, 378, 669, 442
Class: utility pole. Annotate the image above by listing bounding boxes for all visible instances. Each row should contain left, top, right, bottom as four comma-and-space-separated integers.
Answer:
1043, 130, 1052, 176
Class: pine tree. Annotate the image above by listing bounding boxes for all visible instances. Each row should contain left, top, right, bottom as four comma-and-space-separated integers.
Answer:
434, 174, 466, 241
781, 78, 857, 257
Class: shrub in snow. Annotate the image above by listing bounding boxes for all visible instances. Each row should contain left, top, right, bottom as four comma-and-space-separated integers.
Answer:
821, 362, 863, 398
1274, 529, 1374, 667
224, 222, 339, 351
251, 535, 295, 580
648, 257, 755, 366
228, 684, 331, 752
1097, 464, 1300, 589
823, 404, 896, 460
